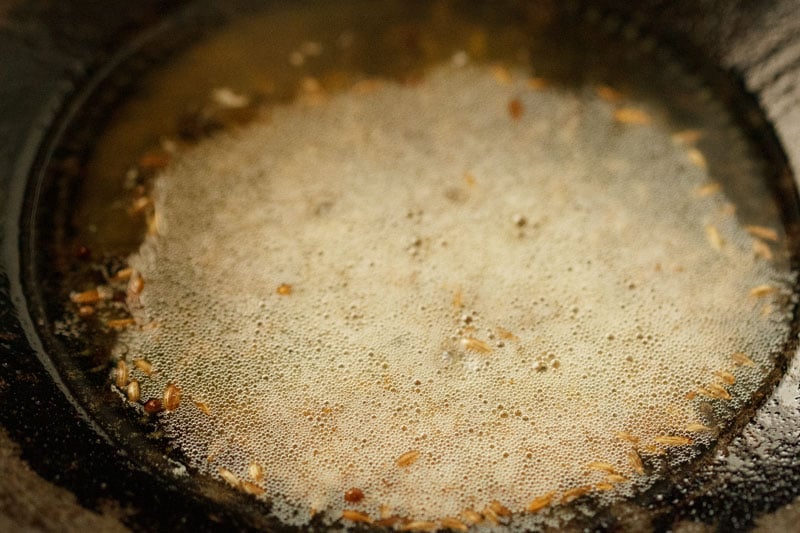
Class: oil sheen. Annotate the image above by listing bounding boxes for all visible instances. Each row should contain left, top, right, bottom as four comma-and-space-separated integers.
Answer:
65, 1, 795, 530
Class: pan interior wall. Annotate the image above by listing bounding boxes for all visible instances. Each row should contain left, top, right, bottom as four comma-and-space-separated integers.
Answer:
40, 0, 798, 530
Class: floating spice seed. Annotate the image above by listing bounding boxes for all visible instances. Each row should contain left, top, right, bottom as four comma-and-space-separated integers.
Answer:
129, 196, 151, 215
460, 509, 483, 525
484, 500, 511, 523
672, 129, 704, 144
685, 423, 712, 432
439, 517, 468, 532
452, 289, 464, 309
163, 383, 181, 411
112, 267, 133, 281
613, 108, 651, 125
561, 485, 592, 504
732, 351, 756, 367
194, 401, 211, 415
133, 358, 154, 375
526, 492, 554, 513
527, 77, 548, 90
374, 516, 402, 528
491, 65, 512, 84
628, 450, 644, 475
595, 482, 614, 491
107, 318, 136, 330
752, 239, 773, 261
587, 461, 619, 475
694, 182, 721, 197
396, 449, 420, 467
341, 510, 372, 524
460, 337, 491, 354
749, 285, 776, 298
400, 521, 439, 532
128, 272, 144, 295
654, 435, 693, 446
378, 505, 393, 520
114, 360, 128, 389
218, 467, 240, 488
276, 283, 293, 295
143, 398, 163, 414
696, 386, 720, 399
595, 85, 623, 102
508, 98, 523, 120
126, 379, 140, 402
496, 326, 518, 340
146, 211, 160, 236
212, 87, 250, 109
480, 508, 500, 525
374, 507, 401, 528
643, 444, 666, 455
687, 148, 707, 169
606, 474, 627, 484
248, 462, 264, 482
344, 487, 364, 503
240, 481, 265, 496
704, 383, 732, 400
615, 431, 639, 444
713, 370, 736, 385
705, 224, 724, 251
70, 289, 100, 305
77, 305, 95, 318
745, 225, 779, 242
138, 151, 171, 170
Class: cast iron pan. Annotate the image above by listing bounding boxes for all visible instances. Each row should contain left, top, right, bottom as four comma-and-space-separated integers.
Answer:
1, 1, 799, 531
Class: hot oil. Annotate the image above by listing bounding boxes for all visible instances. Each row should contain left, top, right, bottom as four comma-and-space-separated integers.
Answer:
47, 0, 798, 530
72, 1, 791, 268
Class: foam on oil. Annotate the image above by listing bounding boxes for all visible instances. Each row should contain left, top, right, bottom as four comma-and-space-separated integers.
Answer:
115, 63, 792, 528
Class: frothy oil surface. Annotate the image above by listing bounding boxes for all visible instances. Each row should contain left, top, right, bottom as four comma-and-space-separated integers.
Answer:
119, 64, 791, 528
